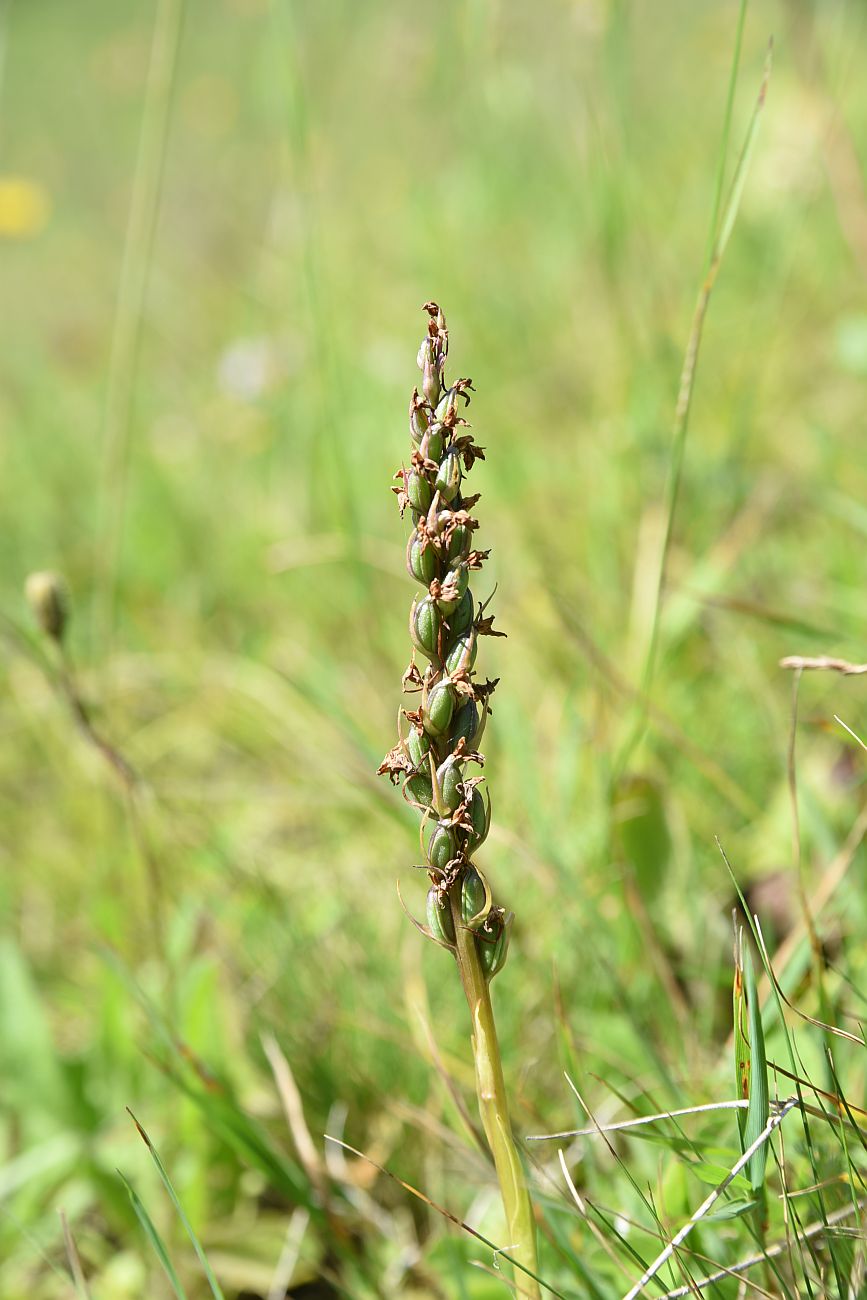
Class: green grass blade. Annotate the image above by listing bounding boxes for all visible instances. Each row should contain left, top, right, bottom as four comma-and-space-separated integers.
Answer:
60, 1210, 93, 1300
155, 1060, 313, 1207
99, 951, 313, 1208
530, 1200, 611, 1300
719, 842, 832, 1298
128, 1111, 226, 1300
742, 943, 769, 1193
712, 40, 773, 264
118, 1170, 189, 1300
733, 926, 750, 1145
615, 35, 773, 779
704, 0, 748, 269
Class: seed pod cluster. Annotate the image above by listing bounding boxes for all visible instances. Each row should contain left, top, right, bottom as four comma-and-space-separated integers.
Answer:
378, 303, 512, 980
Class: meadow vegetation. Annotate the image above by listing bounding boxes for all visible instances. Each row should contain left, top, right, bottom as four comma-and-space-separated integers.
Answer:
2, 1, 867, 1296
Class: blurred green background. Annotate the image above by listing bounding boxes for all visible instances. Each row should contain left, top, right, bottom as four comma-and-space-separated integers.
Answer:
2, 0, 867, 1295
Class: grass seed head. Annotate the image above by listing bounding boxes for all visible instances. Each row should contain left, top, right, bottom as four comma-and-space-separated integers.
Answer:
25, 570, 69, 643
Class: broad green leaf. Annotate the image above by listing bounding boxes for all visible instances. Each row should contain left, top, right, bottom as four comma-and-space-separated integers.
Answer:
688, 1161, 752, 1195
0, 939, 69, 1124
706, 1197, 758, 1223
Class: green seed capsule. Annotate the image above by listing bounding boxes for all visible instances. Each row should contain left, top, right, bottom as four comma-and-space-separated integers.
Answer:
445, 629, 476, 676
409, 596, 441, 661
447, 523, 473, 565
423, 680, 455, 739
422, 356, 440, 405
407, 534, 437, 586
435, 451, 462, 503
478, 912, 512, 980
466, 786, 490, 850
428, 821, 456, 872
426, 887, 455, 944
410, 401, 429, 445
447, 587, 474, 638
407, 470, 432, 514
493, 913, 513, 977
461, 866, 487, 927
434, 565, 469, 614
422, 423, 445, 463
436, 757, 463, 811
406, 728, 431, 767
406, 770, 433, 809
404, 728, 433, 807
450, 698, 479, 749
433, 388, 453, 422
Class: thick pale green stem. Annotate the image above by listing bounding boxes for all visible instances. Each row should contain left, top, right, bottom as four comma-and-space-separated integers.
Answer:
449, 888, 541, 1299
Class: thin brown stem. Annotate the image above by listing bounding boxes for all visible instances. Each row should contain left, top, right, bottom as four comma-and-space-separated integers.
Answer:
54, 645, 171, 1005
780, 655, 867, 675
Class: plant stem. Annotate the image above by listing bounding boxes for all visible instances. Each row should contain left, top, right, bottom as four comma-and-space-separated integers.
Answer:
612, 37, 771, 784
449, 886, 541, 1299
95, 0, 185, 663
